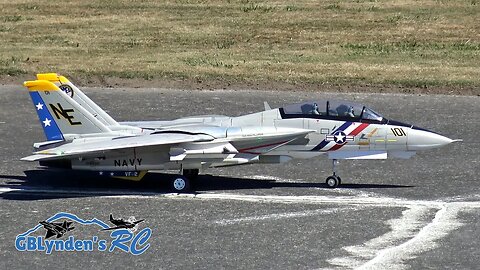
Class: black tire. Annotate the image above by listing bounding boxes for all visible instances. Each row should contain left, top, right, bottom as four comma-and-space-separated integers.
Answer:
337, 176, 342, 185
326, 175, 340, 188
172, 176, 191, 193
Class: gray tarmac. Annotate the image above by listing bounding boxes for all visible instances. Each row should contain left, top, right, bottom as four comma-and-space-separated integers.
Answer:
0, 85, 479, 269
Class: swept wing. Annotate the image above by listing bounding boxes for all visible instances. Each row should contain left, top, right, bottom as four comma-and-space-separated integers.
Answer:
22, 132, 214, 161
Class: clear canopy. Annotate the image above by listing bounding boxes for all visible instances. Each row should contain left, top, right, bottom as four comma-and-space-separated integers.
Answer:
362, 107, 383, 121
281, 100, 384, 121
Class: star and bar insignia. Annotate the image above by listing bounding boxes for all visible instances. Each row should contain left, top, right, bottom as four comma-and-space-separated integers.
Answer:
325, 131, 355, 145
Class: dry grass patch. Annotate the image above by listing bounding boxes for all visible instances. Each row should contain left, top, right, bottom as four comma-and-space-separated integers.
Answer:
0, 0, 479, 91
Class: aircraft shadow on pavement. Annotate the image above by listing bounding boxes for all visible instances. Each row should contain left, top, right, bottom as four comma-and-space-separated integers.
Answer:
0, 170, 414, 200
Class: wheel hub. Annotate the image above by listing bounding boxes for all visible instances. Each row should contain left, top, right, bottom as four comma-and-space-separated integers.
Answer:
173, 178, 186, 190
327, 179, 336, 186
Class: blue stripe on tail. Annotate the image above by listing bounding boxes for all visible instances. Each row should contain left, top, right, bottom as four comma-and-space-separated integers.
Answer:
29, 92, 63, 141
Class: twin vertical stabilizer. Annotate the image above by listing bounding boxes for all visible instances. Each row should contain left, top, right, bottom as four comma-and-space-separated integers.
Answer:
24, 79, 112, 141
36, 73, 119, 126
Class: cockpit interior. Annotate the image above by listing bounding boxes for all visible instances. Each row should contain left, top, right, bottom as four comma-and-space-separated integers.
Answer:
279, 100, 387, 123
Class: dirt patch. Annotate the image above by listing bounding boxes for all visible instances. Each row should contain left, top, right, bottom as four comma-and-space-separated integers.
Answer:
3, 74, 478, 96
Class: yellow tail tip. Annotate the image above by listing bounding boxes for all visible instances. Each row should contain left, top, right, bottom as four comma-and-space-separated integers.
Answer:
36, 73, 70, 84
23, 80, 60, 91
36, 73, 59, 81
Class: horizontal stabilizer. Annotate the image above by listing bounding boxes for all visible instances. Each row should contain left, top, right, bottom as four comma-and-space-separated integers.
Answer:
26, 133, 214, 161
21, 154, 56, 162
33, 140, 64, 149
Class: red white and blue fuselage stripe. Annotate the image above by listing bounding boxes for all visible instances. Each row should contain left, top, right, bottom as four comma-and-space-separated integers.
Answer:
311, 121, 370, 151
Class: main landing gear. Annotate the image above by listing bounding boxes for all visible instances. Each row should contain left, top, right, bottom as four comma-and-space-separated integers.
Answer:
326, 159, 342, 188
171, 168, 199, 193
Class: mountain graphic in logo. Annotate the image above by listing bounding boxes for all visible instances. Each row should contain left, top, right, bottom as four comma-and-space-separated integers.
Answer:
18, 212, 110, 238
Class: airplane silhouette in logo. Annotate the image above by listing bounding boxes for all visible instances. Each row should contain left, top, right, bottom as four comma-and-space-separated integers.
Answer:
102, 214, 145, 231
39, 220, 75, 239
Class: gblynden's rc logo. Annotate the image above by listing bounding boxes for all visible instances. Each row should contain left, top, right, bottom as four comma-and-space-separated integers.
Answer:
15, 212, 151, 255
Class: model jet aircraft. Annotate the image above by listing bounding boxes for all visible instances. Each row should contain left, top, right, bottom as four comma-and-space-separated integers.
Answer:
102, 214, 145, 231
22, 73, 459, 191
39, 220, 75, 239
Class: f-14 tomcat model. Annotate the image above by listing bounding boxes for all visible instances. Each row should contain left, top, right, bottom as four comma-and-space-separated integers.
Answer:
22, 73, 459, 191
39, 220, 74, 239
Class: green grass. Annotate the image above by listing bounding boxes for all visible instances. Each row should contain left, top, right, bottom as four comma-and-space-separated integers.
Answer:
0, 0, 479, 90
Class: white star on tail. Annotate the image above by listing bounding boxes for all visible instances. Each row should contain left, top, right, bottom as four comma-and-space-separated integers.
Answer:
35, 102, 44, 110
43, 118, 51, 127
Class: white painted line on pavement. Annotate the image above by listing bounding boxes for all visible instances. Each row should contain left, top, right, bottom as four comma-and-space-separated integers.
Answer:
214, 208, 351, 226
2, 185, 480, 270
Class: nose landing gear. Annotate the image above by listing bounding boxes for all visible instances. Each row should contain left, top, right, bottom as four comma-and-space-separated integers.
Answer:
326, 159, 342, 188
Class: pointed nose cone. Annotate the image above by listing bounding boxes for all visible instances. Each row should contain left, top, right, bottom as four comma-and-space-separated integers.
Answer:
407, 128, 454, 150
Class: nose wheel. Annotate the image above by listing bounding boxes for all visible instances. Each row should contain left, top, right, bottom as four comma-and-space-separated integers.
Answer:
326, 175, 341, 188
326, 159, 342, 188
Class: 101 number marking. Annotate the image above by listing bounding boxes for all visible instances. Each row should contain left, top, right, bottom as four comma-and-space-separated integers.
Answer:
391, 128, 406, 136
